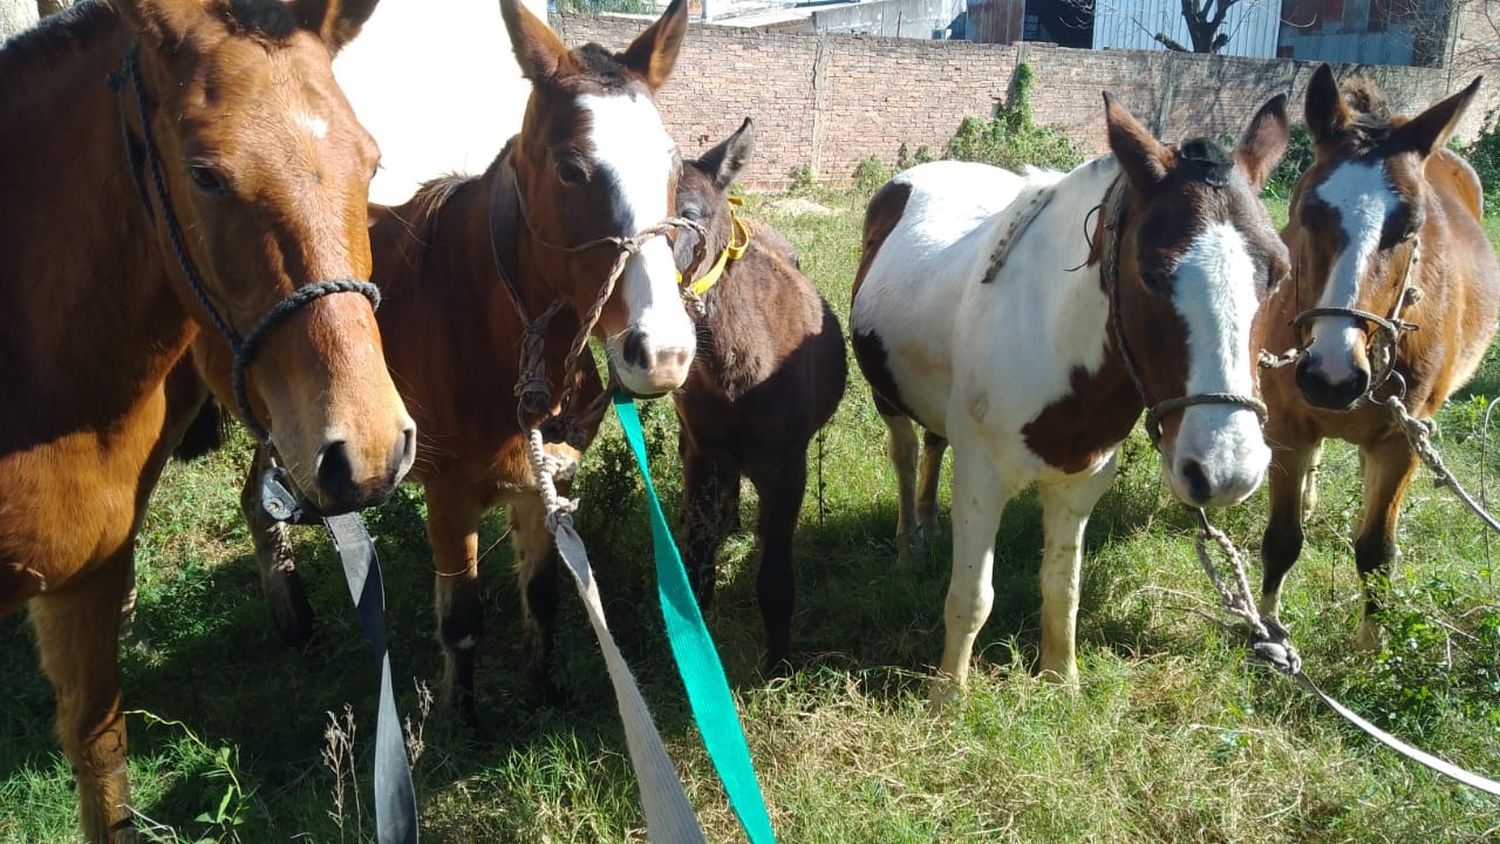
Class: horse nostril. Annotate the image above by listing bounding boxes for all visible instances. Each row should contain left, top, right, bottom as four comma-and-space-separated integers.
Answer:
622, 331, 649, 369
315, 440, 357, 507
1181, 459, 1212, 505
390, 424, 416, 482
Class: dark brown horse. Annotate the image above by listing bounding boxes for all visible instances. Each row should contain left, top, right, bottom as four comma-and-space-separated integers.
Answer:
240, 0, 697, 724
1259, 67, 1499, 650
670, 118, 848, 665
0, 1, 411, 839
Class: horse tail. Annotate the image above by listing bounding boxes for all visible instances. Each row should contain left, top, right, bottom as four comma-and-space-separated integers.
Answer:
173, 399, 225, 461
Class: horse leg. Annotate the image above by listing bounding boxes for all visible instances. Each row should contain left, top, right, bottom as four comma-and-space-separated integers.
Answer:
1259, 435, 1320, 628
680, 433, 740, 609
1301, 441, 1325, 521
1351, 435, 1419, 651
916, 431, 948, 551
1036, 457, 1116, 684
427, 480, 485, 728
932, 444, 1013, 706
30, 549, 135, 842
240, 446, 315, 646
506, 490, 564, 702
747, 449, 807, 669
882, 412, 923, 565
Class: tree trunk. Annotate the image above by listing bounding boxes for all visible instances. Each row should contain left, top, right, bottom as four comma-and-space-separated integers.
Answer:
0, 0, 40, 40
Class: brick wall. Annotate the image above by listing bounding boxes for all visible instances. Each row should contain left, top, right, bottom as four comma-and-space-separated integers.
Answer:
552, 13, 1500, 191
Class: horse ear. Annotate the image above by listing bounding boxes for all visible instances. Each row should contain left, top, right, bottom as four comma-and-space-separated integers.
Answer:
1389, 77, 1482, 159
621, 0, 687, 91
301, 0, 382, 54
1304, 64, 1351, 145
499, 0, 574, 84
1235, 94, 1290, 190
1103, 92, 1171, 192
700, 118, 756, 189
111, 0, 213, 48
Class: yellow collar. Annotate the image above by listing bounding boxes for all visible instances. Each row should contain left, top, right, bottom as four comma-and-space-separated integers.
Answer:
679, 196, 749, 297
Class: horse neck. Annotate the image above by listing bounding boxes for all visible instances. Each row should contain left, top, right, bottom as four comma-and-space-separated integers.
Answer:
0, 10, 195, 428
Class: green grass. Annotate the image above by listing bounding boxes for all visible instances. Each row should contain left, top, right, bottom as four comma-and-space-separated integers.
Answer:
3, 190, 1499, 843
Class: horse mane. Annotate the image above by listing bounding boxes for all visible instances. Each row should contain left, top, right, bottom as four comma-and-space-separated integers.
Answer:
0, 0, 114, 81
546, 43, 646, 93
1341, 76, 1390, 119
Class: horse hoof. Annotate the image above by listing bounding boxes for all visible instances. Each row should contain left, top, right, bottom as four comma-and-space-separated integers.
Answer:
896, 536, 925, 568
926, 676, 961, 711
1353, 617, 1383, 652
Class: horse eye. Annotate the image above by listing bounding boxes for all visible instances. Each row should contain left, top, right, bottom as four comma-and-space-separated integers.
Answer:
556, 162, 587, 186
680, 205, 702, 221
187, 164, 228, 196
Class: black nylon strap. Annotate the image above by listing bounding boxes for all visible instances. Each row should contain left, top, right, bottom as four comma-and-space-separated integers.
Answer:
326, 513, 419, 844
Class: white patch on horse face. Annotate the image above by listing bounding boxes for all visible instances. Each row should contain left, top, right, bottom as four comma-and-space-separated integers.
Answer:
1167, 221, 1269, 506
297, 111, 329, 140
1307, 161, 1399, 382
577, 91, 694, 395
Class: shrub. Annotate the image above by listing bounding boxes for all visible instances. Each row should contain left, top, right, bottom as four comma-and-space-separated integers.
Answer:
1264, 124, 1314, 201
789, 163, 817, 195
852, 156, 892, 193
1458, 115, 1500, 209
944, 63, 1081, 172
896, 143, 937, 171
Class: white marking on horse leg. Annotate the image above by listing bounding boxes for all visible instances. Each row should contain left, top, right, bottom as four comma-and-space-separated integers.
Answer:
932, 445, 1011, 706
1257, 586, 1282, 622
885, 414, 920, 559
1306, 161, 1400, 381
579, 92, 694, 395
1169, 221, 1269, 507
1036, 457, 1115, 683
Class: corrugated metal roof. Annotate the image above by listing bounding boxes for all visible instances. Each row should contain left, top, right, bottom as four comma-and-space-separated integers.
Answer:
1092, 0, 1281, 58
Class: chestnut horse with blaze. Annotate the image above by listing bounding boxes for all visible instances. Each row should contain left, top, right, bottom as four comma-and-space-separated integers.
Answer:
0, 1, 413, 839
238, 0, 698, 725
1258, 67, 1500, 650
852, 94, 1291, 702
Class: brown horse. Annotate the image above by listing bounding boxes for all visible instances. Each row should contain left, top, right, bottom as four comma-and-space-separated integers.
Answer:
0, 1, 412, 839
239, 0, 697, 724
1259, 66, 1500, 650
670, 118, 848, 666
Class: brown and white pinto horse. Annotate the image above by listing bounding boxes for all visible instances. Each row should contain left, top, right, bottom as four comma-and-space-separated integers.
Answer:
851, 94, 1291, 700
1259, 67, 1499, 650
0, 1, 411, 839
239, 0, 697, 724
670, 118, 848, 666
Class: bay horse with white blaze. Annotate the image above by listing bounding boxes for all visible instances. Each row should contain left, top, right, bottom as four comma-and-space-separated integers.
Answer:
670, 117, 848, 666
238, 0, 697, 724
0, 1, 412, 839
1258, 67, 1499, 650
852, 93, 1291, 700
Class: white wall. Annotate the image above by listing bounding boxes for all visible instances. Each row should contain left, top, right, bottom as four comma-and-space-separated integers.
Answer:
333, 0, 544, 205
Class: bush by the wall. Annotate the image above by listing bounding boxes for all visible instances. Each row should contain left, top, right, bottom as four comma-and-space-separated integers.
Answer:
944, 63, 1082, 173
1460, 117, 1500, 210
852, 156, 892, 193
1264, 124, 1315, 202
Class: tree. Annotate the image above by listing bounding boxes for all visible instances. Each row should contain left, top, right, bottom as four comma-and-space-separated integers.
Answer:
1154, 0, 1240, 53
1, 0, 74, 40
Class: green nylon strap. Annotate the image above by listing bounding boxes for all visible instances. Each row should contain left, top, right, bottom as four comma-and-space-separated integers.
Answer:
612, 393, 777, 844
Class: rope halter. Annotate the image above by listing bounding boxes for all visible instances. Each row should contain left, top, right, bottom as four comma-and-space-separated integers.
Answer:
108, 47, 380, 445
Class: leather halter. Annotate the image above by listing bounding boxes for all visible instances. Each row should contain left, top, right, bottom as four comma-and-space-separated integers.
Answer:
108, 47, 381, 444
1097, 177, 1270, 450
